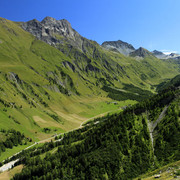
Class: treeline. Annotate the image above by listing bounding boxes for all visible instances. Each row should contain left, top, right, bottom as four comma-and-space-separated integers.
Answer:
102, 85, 153, 102
12, 86, 180, 180
157, 74, 180, 92
123, 86, 176, 115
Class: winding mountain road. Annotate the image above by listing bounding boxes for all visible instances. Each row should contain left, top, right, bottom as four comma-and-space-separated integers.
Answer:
0, 133, 64, 173
0, 110, 114, 173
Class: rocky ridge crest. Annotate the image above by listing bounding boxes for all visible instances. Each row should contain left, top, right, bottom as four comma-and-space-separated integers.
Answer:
22, 16, 84, 50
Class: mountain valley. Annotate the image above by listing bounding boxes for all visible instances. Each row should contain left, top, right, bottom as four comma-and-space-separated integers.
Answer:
0, 16, 180, 179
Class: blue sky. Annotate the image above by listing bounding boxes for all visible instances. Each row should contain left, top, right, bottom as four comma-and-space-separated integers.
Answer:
1, 0, 180, 53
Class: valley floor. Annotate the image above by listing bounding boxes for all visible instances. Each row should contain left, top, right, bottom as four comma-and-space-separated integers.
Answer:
0, 98, 136, 163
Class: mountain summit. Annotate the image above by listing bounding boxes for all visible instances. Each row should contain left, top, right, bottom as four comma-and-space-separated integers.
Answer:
22, 16, 83, 49
130, 47, 153, 58
101, 40, 135, 55
152, 50, 168, 59
41, 16, 76, 39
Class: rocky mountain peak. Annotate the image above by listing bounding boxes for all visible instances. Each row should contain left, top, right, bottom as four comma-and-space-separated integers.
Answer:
41, 17, 75, 39
23, 19, 39, 26
22, 19, 43, 39
130, 47, 153, 58
152, 50, 164, 55
22, 16, 82, 48
102, 40, 135, 56
152, 50, 167, 59
41, 16, 56, 23
41, 17, 72, 30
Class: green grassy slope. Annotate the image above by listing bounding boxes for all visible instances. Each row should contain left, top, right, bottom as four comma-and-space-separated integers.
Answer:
0, 16, 179, 145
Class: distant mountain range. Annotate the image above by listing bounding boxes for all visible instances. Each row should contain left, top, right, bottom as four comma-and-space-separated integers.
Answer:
22, 17, 180, 60
102, 40, 180, 59
152, 50, 180, 59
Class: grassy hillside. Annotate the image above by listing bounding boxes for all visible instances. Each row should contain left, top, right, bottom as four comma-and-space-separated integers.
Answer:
9, 84, 180, 179
0, 16, 179, 146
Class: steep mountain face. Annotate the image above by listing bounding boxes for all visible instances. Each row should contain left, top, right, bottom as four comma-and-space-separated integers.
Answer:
130, 47, 153, 58
101, 40, 135, 55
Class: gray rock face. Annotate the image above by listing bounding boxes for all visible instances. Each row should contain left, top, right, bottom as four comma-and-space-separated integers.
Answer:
22, 16, 83, 49
101, 40, 135, 56
41, 17, 76, 40
130, 47, 153, 58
